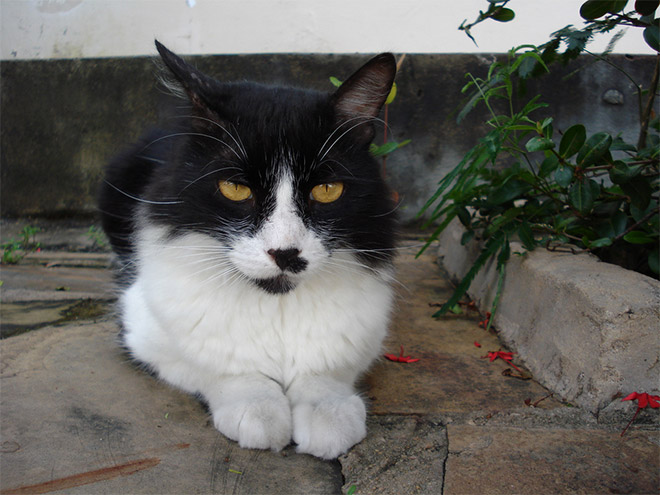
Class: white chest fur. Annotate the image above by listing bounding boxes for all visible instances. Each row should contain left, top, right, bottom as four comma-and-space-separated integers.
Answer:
121, 225, 394, 392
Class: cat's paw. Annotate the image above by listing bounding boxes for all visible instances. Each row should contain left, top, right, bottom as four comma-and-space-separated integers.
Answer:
292, 394, 366, 459
212, 395, 292, 451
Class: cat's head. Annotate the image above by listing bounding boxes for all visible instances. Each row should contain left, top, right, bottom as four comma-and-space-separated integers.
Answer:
144, 41, 398, 294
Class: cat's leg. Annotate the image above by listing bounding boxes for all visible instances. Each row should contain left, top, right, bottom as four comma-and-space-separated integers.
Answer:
203, 374, 293, 451
287, 374, 366, 459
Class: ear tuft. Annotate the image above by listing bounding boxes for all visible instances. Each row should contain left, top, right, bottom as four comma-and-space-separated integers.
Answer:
154, 40, 215, 109
332, 53, 397, 123
154, 40, 227, 129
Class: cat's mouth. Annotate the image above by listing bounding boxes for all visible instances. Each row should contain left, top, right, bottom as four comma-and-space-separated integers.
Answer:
253, 275, 297, 295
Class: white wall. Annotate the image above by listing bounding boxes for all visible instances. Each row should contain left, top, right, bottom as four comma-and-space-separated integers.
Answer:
1, 0, 654, 60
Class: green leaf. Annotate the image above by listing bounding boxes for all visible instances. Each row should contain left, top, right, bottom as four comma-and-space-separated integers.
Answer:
569, 179, 595, 213
329, 76, 343, 88
609, 0, 630, 14
516, 55, 537, 79
588, 237, 614, 249
370, 142, 399, 157
609, 160, 643, 184
596, 211, 628, 238
461, 229, 476, 246
559, 124, 586, 158
631, 201, 658, 222
385, 82, 397, 105
580, 0, 614, 20
539, 117, 553, 136
621, 176, 652, 209
448, 304, 463, 315
539, 154, 560, 178
636, 1, 660, 17
433, 233, 507, 317
623, 230, 656, 244
492, 7, 515, 22
518, 220, 536, 250
487, 180, 531, 205
497, 238, 511, 264
643, 23, 660, 52
555, 166, 574, 187
576, 132, 612, 167
610, 136, 637, 152
457, 206, 472, 226
526, 136, 555, 152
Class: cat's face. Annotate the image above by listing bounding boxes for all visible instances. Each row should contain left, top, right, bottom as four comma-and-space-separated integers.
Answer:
144, 43, 398, 294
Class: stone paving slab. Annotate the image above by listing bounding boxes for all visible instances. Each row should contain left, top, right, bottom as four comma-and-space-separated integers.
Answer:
1, 321, 342, 494
0, 258, 115, 337
368, 245, 563, 415
1, 262, 114, 302
20, 251, 111, 268
339, 415, 447, 495
444, 425, 660, 495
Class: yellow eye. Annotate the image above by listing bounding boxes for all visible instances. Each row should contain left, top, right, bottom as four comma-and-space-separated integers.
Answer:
311, 182, 344, 203
219, 180, 252, 201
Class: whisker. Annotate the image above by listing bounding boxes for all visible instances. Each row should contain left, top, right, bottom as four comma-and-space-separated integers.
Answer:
103, 180, 183, 205
142, 132, 244, 161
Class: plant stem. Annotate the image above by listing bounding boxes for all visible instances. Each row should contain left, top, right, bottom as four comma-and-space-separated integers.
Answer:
621, 406, 640, 437
637, 53, 660, 150
613, 209, 659, 243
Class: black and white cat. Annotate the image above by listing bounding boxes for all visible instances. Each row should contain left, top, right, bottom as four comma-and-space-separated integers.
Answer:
99, 41, 398, 459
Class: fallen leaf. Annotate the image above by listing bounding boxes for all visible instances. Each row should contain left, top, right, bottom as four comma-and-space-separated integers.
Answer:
482, 350, 522, 372
384, 345, 420, 363
621, 392, 660, 436
501, 368, 532, 380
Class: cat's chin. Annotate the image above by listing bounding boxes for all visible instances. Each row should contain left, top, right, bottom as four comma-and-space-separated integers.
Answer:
253, 275, 297, 295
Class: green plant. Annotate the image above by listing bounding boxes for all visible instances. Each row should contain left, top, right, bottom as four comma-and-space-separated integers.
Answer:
20, 225, 40, 247
2, 225, 41, 264
420, 1, 659, 319
2, 240, 23, 264
86, 225, 108, 249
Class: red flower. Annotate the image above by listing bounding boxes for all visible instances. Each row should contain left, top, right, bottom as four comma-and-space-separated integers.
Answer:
478, 312, 492, 328
474, 341, 482, 348
623, 392, 660, 408
482, 350, 522, 372
384, 345, 419, 363
621, 392, 660, 436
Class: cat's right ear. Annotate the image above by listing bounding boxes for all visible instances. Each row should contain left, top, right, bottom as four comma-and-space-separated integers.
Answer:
155, 40, 221, 124
331, 53, 397, 144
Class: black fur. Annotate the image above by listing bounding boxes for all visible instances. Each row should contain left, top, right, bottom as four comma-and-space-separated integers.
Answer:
99, 42, 398, 279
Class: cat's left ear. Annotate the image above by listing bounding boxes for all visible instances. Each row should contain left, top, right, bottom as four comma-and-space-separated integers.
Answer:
331, 53, 397, 143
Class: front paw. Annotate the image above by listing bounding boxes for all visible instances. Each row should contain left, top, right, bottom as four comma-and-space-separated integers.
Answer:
292, 395, 366, 459
212, 396, 292, 451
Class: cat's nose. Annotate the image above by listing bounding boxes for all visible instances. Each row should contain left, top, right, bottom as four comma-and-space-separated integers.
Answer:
267, 248, 308, 273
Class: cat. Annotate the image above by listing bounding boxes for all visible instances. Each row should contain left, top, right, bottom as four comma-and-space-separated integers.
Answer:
99, 40, 398, 460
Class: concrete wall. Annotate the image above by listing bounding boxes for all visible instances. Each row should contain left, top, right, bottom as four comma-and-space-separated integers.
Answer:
1, 52, 655, 221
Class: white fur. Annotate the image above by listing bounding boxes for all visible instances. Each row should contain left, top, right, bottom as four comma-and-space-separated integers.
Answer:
120, 174, 394, 459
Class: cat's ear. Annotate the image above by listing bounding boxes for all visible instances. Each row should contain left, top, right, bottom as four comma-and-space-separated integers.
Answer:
155, 40, 222, 124
331, 53, 397, 143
